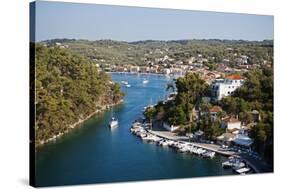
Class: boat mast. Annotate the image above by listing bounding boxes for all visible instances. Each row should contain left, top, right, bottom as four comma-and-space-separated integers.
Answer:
111, 91, 114, 118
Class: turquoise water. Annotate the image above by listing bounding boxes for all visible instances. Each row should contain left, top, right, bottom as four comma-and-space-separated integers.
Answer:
35, 73, 234, 187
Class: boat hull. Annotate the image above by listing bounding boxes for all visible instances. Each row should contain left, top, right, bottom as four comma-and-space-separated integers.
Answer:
109, 121, 118, 128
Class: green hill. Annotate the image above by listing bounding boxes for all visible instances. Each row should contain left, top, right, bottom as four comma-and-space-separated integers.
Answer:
35, 44, 124, 146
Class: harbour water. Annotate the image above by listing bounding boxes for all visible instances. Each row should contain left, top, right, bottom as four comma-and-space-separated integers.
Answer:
35, 73, 235, 187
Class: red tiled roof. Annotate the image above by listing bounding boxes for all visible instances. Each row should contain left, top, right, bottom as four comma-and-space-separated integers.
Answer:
222, 116, 240, 123
225, 74, 244, 80
209, 106, 222, 113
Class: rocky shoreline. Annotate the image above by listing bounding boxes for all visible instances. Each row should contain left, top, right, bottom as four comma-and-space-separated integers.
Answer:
36, 99, 123, 148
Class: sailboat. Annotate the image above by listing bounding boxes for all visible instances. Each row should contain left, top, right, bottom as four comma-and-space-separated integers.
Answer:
142, 79, 149, 84
109, 94, 118, 128
121, 81, 129, 85
142, 72, 149, 84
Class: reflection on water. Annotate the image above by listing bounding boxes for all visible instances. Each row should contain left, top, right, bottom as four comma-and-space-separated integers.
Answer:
110, 125, 118, 134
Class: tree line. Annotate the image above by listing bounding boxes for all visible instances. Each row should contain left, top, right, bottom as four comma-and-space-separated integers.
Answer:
221, 66, 273, 163
35, 45, 124, 146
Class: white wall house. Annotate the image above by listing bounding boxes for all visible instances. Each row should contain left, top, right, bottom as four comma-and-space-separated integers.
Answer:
221, 116, 241, 130
163, 122, 180, 132
211, 74, 244, 101
209, 105, 222, 121
163, 68, 171, 75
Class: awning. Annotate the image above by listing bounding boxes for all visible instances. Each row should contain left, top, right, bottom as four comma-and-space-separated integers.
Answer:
234, 134, 253, 146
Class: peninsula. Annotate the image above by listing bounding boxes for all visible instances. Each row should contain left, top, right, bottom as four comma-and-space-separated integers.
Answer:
34, 44, 124, 147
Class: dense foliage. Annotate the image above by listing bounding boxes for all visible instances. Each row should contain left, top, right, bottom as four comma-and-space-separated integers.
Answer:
145, 73, 208, 128
174, 73, 209, 122
35, 45, 124, 146
145, 67, 273, 163
220, 67, 273, 162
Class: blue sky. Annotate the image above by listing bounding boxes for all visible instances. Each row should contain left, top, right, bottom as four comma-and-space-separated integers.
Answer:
34, 1, 274, 42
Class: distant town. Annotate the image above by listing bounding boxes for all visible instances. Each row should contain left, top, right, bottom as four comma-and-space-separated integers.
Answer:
45, 39, 272, 83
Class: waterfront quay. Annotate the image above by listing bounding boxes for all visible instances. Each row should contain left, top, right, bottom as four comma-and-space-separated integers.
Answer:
149, 129, 237, 156
147, 128, 272, 173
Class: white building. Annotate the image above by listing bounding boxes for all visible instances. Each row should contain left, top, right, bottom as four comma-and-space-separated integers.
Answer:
221, 116, 241, 130
211, 74, 245, 101
163, 68, 171, 75
209, 105, 222, 121
163, 122, 180, 132
130, 66, 140, 73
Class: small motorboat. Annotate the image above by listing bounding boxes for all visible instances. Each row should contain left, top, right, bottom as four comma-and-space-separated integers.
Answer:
109, 117, 118, 128
142, 79, 149, 84
121, 81, 129, 85
234, 167, 251, 174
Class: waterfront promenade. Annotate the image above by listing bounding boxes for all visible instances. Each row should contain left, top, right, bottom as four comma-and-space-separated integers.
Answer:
148, 128, 272, 173
148, 129, 238, 157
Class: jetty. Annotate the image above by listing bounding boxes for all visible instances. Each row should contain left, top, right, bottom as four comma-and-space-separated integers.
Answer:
131, 122, 217, 159
148, 128, 262, 173
148, 129, 239, 156
130, 120, 272, 173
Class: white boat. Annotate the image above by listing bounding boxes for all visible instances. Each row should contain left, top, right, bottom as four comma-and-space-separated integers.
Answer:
208, 152, 216, 158
160, 140, 169, 147
109, 92, 118, 128
142, 79, 149, 84
234, 167, 251, 174
167, 140, 175, 146
233, 162, 246, 169
121, 81, 129, 85
152, 136, 161, 142
222, 161, 233, 168
109, 117, 118, 128
203, 151, 216, 158
222, 156, 245, 168
125, 84, 131, 88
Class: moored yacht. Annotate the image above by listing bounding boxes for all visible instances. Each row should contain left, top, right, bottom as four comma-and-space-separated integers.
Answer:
121, 81, 129, 85
142, 79, 149, 84
234, 167, 251, 174
109, 117, 118, 128
109, 92, 118, 128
